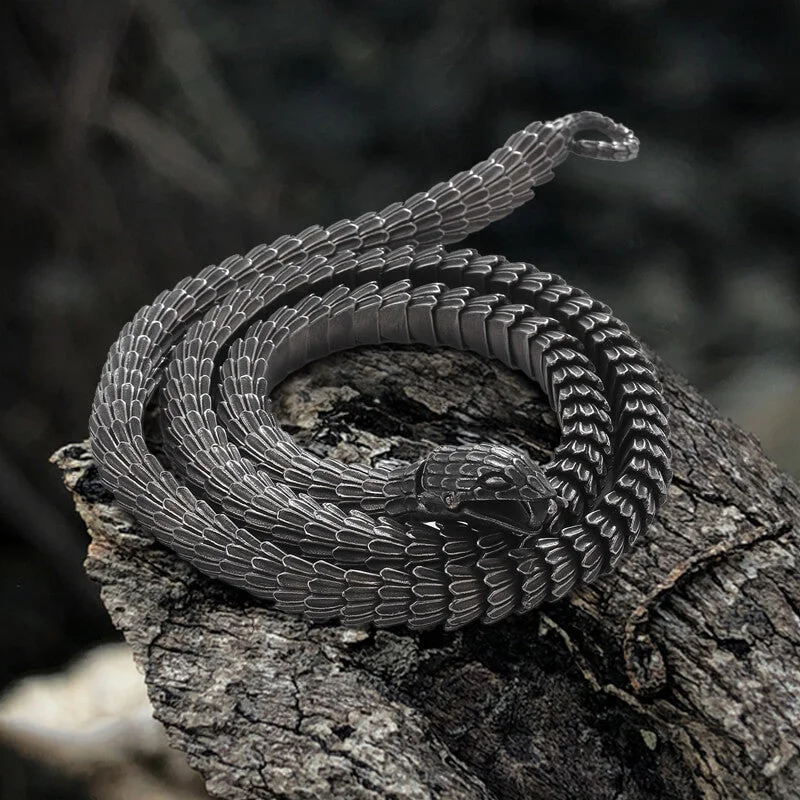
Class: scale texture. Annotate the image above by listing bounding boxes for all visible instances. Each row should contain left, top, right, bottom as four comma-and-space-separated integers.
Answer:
89, 110, 672, 631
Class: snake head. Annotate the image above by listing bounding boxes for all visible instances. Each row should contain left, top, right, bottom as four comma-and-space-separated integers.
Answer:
415, 443, 561, 534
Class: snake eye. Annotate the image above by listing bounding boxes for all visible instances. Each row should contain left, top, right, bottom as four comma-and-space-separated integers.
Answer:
444, 492, 459, 509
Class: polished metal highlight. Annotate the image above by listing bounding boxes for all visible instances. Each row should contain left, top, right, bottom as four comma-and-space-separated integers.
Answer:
89, 111, 672, 631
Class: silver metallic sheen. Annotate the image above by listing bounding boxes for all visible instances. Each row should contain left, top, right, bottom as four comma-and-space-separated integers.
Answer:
89, 110, 672, 631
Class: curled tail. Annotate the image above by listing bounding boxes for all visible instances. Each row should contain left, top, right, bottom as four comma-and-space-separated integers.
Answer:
560, 110, 640, 162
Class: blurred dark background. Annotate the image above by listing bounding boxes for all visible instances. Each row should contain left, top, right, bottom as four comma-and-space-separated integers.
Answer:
1, 0, 798, 713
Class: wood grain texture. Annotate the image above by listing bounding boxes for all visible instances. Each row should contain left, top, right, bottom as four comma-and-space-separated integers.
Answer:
54, 344, 800, 800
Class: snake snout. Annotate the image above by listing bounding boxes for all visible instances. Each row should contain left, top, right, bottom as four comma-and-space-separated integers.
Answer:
566, 111, 640, 163
459, 494, 558, 536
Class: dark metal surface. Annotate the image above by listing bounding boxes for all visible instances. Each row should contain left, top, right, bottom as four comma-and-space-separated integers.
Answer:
89, 111, 671, 631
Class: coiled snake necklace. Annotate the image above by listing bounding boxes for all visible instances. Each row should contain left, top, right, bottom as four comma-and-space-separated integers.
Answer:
90, 110, 672, 631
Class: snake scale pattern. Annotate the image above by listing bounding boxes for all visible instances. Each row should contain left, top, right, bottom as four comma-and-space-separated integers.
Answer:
89, 111, 672, 631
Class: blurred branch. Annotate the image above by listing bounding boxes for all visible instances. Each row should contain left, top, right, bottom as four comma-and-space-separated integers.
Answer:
57, 0, 134, 161
0, 2, 57, 120
137, 0, 265, 173
101, 98, 236, 203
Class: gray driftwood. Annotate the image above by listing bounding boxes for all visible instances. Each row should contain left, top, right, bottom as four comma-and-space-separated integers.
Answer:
53, 344, 800, 800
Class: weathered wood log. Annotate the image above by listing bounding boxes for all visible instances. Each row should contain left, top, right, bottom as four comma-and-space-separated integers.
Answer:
53, 343, 800, 800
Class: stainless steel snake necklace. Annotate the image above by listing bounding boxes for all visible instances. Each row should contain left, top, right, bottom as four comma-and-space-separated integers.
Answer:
90, 110, 672, 631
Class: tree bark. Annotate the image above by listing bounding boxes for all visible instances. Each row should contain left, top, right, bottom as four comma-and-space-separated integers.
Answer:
52, 344, 800, 800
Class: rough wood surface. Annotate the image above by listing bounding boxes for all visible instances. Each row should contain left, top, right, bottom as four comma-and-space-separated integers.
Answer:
53, 343, 800, 800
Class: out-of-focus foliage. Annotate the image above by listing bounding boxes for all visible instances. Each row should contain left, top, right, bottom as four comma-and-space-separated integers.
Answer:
0, 0, 798, 698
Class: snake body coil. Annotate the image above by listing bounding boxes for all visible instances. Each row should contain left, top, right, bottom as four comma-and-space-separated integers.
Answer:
90, 111, 672, 631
